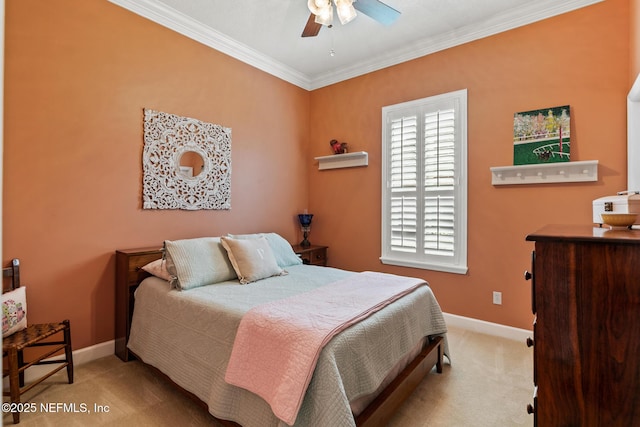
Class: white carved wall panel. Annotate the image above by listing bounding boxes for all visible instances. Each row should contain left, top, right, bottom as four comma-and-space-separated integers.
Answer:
142, 109, 231, 210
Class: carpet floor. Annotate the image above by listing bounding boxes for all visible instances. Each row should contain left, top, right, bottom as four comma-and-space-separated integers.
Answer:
3, 325, 533, 426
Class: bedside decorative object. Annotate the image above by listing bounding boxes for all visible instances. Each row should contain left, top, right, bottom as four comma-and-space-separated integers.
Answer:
298, 213, 313, 247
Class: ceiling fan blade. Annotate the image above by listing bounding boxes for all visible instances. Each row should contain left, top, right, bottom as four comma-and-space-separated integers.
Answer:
302, 13, 322, 37
353, 0, 400, 26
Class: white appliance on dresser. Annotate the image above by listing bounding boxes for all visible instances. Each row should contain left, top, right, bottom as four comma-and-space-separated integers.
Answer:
592, 191, 640, 226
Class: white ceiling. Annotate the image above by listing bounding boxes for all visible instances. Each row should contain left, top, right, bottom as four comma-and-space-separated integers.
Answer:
109, 0, 602, 90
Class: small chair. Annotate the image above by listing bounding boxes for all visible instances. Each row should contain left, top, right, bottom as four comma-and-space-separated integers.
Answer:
2, 259, 73, 424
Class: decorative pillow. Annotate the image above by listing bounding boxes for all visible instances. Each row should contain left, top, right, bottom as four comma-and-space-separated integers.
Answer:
2, 287, 27, 338
164, 237, 237, 290
141, 258, 172, 281
228, 232, 302, 268
220, 236, 287, 284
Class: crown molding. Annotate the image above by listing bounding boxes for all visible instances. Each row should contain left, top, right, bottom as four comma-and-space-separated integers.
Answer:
109, 0, 603, 91
309, 0, 604, 89
108, 0, 313, 90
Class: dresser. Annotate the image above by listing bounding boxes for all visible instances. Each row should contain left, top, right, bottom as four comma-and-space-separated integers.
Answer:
525, 225, 640, 426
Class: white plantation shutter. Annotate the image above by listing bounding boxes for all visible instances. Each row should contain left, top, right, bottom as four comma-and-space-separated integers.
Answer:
424, 109, 455, 256
382, 90, 468, 274
390, 116, 418, 253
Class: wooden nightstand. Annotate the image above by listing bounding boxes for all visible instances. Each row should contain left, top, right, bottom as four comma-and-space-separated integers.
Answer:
292, 244, 328, 266
115, 246, 163, 361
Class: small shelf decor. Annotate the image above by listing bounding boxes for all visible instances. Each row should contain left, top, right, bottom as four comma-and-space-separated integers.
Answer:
490, 160, 598, 185
315, 151, 368, 170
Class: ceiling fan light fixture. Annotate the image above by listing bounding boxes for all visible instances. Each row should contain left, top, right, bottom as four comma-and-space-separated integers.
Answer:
335, 0, 357, 25
301, 0, 400, 38
308, 0, 333, 26
314, 5, 333, 26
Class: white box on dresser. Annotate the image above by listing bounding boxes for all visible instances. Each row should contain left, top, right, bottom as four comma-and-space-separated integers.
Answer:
592, 191, 640, 225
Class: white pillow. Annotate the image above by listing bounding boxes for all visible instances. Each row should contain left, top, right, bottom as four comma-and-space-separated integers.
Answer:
2, 287, 27, 338
164, 237, 237, 290
141, 258, 172, 282
228, 232, 302, 268
220, 236, 287, 284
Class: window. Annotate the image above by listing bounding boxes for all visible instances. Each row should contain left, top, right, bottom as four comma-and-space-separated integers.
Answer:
381, 89, 468, 274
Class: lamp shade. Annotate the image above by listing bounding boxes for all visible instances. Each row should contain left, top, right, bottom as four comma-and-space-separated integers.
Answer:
335, 0, 356, 24
314, 6, 333, 26
308, 0, 333, 26
307, 0, 330, 14
298, 214, 313, 227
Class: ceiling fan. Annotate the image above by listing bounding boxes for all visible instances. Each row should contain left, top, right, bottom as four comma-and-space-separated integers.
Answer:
302, 0, 401, 37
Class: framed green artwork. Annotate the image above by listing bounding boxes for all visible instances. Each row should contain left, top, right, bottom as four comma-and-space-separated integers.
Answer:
513, 105, 570, 165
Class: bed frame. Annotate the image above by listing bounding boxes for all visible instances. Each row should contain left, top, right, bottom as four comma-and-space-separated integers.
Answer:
115, 247, 444, 427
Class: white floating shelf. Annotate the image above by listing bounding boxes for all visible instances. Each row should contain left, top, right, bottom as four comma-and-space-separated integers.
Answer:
315, 151, 368, 170
490, 160, 598, 185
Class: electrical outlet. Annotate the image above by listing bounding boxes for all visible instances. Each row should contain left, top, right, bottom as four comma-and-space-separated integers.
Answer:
493, 291, 502, 305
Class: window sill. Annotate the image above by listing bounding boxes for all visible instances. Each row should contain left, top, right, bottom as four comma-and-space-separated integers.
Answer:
490, 160, 598, 185
380, 256, 468, 275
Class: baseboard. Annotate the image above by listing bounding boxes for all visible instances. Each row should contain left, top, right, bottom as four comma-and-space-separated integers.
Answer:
38, 339, 115, 366
443, 312, 532, 342
70, 339, 115, 365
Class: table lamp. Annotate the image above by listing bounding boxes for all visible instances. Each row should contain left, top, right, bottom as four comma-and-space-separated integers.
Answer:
298, 213, 313, 247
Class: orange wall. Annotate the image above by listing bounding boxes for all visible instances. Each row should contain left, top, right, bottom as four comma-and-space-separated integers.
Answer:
2, 0, 633, 350
309, 0, 630, 330
3, 0, 310, 349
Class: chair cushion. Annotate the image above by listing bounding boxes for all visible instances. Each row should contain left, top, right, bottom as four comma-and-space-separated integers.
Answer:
2, 287, 27, 338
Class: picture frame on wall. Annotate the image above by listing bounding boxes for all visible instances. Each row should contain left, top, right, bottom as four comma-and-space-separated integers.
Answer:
513, 105, 570, 165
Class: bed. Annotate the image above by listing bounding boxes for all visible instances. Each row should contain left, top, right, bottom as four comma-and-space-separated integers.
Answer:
115, 234, 449, 427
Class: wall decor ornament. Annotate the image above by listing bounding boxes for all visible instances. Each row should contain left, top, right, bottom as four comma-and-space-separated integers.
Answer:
513, 105, 570, 165
329, 139, 348, 154
142, 109, 231, 210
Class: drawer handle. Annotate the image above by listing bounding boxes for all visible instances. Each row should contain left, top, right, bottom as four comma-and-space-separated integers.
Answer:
524, 270, 532, 280
527, 404, 535, 414
526, 337, 534, 347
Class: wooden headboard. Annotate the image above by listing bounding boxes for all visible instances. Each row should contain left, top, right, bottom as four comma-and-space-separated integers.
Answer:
115, 247, 163, 361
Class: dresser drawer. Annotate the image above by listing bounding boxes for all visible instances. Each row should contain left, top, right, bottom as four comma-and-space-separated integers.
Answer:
292, 245, 328, 266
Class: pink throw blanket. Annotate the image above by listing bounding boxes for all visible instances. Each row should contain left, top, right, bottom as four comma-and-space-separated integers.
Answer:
224, 271, 427, 425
